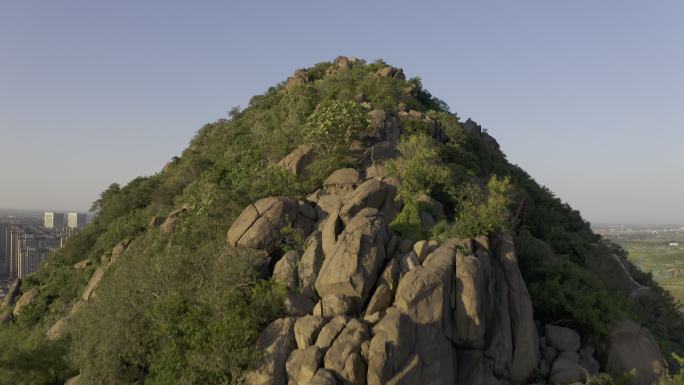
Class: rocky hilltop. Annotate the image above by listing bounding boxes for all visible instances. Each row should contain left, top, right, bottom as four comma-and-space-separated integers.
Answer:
0, 57, 681, 385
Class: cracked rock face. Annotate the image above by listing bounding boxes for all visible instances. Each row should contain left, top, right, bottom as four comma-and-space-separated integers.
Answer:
241, 223, 542, 385
315, 208, 389, 308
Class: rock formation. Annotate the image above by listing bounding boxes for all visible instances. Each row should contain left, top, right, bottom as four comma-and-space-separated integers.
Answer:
231, 150, 664, 385
606, 320, 667, 385
231, 161, 553, 385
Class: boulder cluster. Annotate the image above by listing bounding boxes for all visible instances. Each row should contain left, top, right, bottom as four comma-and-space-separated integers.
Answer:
227, 154, 525, 385
224, 129, 668, 385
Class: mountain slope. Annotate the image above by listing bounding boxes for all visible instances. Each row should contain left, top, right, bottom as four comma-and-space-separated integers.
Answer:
0, 57, 682, 385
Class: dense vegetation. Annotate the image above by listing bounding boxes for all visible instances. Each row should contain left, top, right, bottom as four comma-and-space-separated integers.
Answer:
1, 57, 682, 385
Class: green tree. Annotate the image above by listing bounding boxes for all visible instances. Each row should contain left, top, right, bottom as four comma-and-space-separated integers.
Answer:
0, 327, 73, 385
386, 134, 451, 238
302, 100, 369, 156
448, 176, 512, 238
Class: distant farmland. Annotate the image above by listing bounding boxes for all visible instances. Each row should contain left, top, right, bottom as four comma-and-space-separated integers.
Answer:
601, 229, 684, 303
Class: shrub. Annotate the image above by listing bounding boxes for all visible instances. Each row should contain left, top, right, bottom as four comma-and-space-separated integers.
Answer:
386, 134, 451, 205
0, 326, 73, 385
385, 134, 451, 238
447, 176, 512, 238
516, 232, 626, 336
70, 234, 285, 385
656, 354, 684, 385
302, 100, 369, 156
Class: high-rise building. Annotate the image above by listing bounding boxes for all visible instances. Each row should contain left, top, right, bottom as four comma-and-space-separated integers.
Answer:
5, 225, 65, 279
0, 223, 8, 278
44, 212, 66, 229
67, 212, 88, 229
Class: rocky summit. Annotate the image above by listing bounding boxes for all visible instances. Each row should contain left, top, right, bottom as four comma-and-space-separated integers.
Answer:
0, 56, 681, 385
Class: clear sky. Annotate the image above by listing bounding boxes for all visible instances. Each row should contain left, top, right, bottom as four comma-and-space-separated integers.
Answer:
1, 1, 682, 224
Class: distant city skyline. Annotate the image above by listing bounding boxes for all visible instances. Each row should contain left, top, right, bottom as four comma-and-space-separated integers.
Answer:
1, 1, 682, 224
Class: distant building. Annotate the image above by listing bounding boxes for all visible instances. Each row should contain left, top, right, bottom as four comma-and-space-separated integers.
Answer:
5, 224, 66, 278
669, 242, 679, 247
44, 212, 65, 229
67, 212, 87, 229
0, 223, 7, 278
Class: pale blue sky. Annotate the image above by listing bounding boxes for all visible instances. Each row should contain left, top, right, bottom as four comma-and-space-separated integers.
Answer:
1, 1, 682, 224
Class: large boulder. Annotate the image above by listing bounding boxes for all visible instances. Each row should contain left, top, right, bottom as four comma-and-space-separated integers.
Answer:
323, 318, 370, 384
46, 317, 68, 341
365, 284, 393, 316
273, 250, 299, 290
286, 346, 325, 385
483, 260, 513, 378
457, 349, 485, 385
323, 168, 360, 196
367, 309, 457, 385
316, 294, 356, 317
378, 258, 400, 292
160, 204, 189, 234
545, 325, 581, 352
578, 345, 600, 376
495, 234, 540, 382
417, 193, 445, 221
299, 231, 324, 299
336, 56, 352, 69
284, 69, 311, 90
277, 144, 315, 175
308, 368, 338, 385
12, 287, 39, 317
398, 251, 420, 272
284, 292, 316, 317
365, 259, 400, 316
549, 357, 587, 385
395, 264, 446, 329
81, 264, 107, 301
454, 250, 487, 348
339, 179, 389, 224
394, 244, 456, 341
109, 239, 131, 265
73, 259, 92, 269
309, 368, 338, 385
295, 315, 327, 350
606, 320, 667, 385
315, 208, 389, 307
463, 118, 483, 134
245, 318, 297, 385
367, 310, 416, 385
376, 66, 405, 80
365, 111, 400, 144
227, 197, 314, 254
321, 208, 343, 258
316, 316, 349, 349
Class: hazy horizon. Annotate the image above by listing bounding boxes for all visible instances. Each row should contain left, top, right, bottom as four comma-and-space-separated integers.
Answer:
1, 1, 682, 224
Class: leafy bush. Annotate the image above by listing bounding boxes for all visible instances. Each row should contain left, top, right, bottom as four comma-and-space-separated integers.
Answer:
516, 231, 625, 336
385, 133, 451, 238
448, 176, 512, 238
0, 326, 73, 385
656, 354, 684, 385
386, 134, 451, 206
302, 100, 370, 156
588, 372, 636, 385
70, 234, 285, 385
